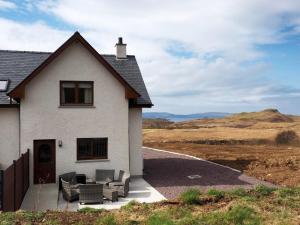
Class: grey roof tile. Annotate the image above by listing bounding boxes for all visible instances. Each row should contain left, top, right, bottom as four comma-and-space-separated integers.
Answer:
0, 50, 152, 106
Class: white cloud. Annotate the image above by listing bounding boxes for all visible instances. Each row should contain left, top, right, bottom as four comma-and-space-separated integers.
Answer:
0, 0, 16, 10
0, 18, 71, 51
2, 0, 300, 113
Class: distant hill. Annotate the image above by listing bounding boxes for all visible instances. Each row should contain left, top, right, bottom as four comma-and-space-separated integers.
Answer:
143, 109, 297, 129
143, 112, 230, 122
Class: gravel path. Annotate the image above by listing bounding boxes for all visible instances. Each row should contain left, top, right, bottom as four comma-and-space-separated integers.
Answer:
143, 147, 275, 199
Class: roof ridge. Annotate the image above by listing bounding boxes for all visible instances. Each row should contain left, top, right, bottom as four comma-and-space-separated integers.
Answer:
0, 50, 136, 57
0, 50, 52, 54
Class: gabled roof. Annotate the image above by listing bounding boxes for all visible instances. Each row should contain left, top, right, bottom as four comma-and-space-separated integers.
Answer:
0, 32, 152, 107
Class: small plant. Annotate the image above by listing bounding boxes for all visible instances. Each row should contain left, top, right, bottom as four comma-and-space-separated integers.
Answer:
0, 212, 16, 225
96, 214, 117, 225
180, 188, 201, 204
207, 189, 225, 200
277, 187, 300, 198
275, 130, 299, 145
225, 205, 261, 225
121, 200, 140, 212
78, 207, 105, 213
201, 205, 261, 225
146, 211, 175, 225
229, 188, 249, 197
254, 185, 276, 196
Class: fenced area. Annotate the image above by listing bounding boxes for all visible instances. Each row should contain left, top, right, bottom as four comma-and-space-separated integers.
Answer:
0, 150, 29, 212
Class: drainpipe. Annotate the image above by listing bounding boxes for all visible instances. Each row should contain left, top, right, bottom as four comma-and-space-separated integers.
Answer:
18, 99, 21, 157
128, 107, 131, 174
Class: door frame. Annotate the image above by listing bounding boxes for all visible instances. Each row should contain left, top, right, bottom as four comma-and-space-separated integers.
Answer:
33, 139, 56, 184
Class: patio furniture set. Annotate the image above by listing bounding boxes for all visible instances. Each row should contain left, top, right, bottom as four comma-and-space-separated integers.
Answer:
59, 169, 130, 204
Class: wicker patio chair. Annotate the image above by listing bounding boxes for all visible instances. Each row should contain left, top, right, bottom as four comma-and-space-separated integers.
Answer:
59, 172, 76, 190
95, 169, 115, 185
109, 172, 130, 197
61, 178, 79, 202
79, 184, 103, 204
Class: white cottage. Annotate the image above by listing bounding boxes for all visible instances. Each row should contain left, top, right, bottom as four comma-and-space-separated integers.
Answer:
0, 32, 152, 184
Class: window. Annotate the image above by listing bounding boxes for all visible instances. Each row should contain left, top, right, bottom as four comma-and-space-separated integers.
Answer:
77, 138, 108, 160
60, 81, 93, 106
0, 80, 9, 92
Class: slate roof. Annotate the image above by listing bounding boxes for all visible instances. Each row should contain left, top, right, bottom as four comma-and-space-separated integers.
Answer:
0, 50, 152, 107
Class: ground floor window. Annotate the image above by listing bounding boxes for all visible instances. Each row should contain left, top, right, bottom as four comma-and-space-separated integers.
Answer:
77, 138, 108, 160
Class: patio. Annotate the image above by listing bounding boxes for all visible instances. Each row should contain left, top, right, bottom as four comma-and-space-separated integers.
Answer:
20, 178, 165, 211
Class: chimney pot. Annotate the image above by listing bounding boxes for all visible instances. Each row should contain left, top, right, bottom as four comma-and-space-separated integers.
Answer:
115, 37, 127, 59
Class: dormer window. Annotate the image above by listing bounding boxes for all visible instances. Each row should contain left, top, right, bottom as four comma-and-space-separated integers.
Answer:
0, 80, 9, 92
60, 81, 93, 106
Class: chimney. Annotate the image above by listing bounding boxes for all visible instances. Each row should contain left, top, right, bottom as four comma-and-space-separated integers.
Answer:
115, 37, 127, 59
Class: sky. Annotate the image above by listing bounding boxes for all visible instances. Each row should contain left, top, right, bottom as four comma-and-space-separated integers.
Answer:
1, 0, 300, 114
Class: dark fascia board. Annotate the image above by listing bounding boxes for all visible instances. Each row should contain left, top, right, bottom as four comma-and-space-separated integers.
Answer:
8, 31, 140, 99
130, 103, 154, 108
0, 104, 19, 108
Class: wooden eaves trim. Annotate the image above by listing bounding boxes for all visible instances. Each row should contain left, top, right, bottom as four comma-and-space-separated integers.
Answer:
7, 31, 140, 100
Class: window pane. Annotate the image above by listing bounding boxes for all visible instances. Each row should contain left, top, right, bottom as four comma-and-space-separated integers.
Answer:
78, 83, 92, 104
62, 83, 76, 88
78, 139, 93, 159
94, 138, 107, 158
38, 144, 52, 163
77, 138, 108, 160
63, 88, 76, 103
0, 81, 8, 91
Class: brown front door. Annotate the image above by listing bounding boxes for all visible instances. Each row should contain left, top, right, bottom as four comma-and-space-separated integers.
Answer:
34, 139, 56, 184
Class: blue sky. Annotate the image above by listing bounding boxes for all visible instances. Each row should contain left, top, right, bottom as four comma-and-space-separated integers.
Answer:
1, 0, 300, 114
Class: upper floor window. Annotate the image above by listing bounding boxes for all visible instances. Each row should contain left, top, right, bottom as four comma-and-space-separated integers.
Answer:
0, 80, 9, 92
60, 81, 93, 106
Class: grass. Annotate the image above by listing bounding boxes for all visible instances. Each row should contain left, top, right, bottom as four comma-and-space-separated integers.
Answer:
254, 185, 276, 197
207, 188, 225, 200
180, 188, 201, 204
0, 187, 300, 224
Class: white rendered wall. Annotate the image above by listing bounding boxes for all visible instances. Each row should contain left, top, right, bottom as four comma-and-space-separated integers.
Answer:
20, 41, 130, 183
129, 108, 143, 176
0, 107, 19, 169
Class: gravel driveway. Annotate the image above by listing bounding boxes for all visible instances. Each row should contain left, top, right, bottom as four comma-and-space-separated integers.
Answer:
143, 147, 275, 199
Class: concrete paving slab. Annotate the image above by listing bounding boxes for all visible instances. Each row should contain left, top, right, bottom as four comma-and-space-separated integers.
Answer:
21, 178, 165, 211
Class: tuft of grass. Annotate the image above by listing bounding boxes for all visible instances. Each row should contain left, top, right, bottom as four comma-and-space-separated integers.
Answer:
276, 187, 300, 198
146, 211, 175, 225
254, 185, 276, 197
0, 212, 16, 225
78, 207, 105, 213
96, 214, 117, 225
229, 188, 249, 197
225, 205, 261, 225
207, 189, 225, 200
121, 200, 140, 212
201, 205, 261, 225
180, 188, 201, 204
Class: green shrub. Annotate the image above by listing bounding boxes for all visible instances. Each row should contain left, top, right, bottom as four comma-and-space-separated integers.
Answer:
180, 188, 201, 204
78, 207, 105, 213
275, 130, 299, 145
254, 185, 276, 196
207, 189, 225, 199
96, 214, 117, 225
146, 211, 175, 225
